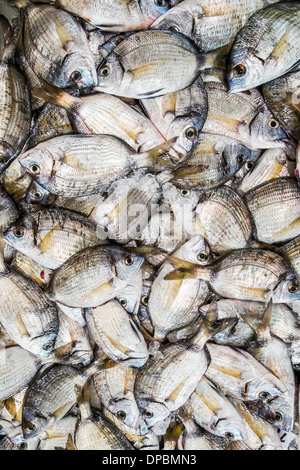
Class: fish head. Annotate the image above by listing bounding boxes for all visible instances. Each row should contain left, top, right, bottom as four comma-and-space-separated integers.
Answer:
22, 409, 48, 439
136, 398, 170, 428
247, 395, 294, 433
244, 374, 286, 404
116, 284, 142, 315
175, 235, 213, 265
18, 148, 55, 188
56, 53, 97, 90
141, 0, 170, 22
26, 182, 54, 206
249, 106, 287, 149
167, 115, 202, 157
162, 182, 201, 211
151, 5, 194, 40
109, 397, 141, 430
112, 246, 144, 281
214, 418, 248, 442
3, 214, 36, 252
29, 331, 57, 359
228, 51, 265, 94
222, 141, 259, 173
95, 53, 124, 95
272, 272, 300, 303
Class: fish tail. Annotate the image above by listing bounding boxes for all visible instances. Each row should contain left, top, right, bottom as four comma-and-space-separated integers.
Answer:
32, 80, 80, 110
192, 312, 237, 347
163, 256, 211, 281
136, 138, 180, 171
241, 299, 273, 341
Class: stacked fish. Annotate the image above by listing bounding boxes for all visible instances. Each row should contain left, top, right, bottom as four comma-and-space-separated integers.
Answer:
1, 0, 300, 451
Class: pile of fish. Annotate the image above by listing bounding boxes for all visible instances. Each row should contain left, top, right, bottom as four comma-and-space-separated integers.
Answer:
1, 0, 300, 451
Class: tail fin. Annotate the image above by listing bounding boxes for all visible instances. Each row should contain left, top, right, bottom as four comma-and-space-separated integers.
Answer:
136, 138, 185, 171
163, 256, 211, 281
32, 80, 81, 110
240, 299, 272, 342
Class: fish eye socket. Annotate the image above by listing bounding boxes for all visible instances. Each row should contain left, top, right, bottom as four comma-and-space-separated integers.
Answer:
70, 70, 82, 82
117, 410, 127, 421
143, 409, 154, 419
119, 298, 127, 307
169, 26, 179, 32
274, 412, 282, 422
288, 283, 299, 293
185, 127, 197, 141
197, 251, 209, 262
141, 295, 149, 307
100, 66, 110, 77
124, 255, 134, 266
294, 363, 300, 369
13, 226, 25, 238
77, 362, 84, 368
18, 442, 28, 450
42, 341, 54, 351
33, 191, 42, 200
233, 64, 246, 78
237, 154, 244, 164
26, 423, 36, 432
30, 164, 40, 175
268, 118, 279, 129
259, 391, 271, 400
180, 189, 191, 198
224, 432, 235, 440
245, 161, 254, 171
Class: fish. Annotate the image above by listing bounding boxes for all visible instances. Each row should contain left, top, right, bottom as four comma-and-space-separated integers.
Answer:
205, 343, 287, 404
86, 299, 149, 368
94, 30, 202, 99
17, 2, 97, 89
165, 248, 300, 303
0, 185, 18, 232
171, 133, 260, 190
228, 3, 300, 93
244, 177, 300, 244
188, 376, 248, 441
180, 418, 229, 451
202, 83, 287, 150
37, 0, 170, 32
3, 208, 106, 269
263, 67, 300, 141
38, 415, 77, 451
151, 0, 282, 53
147, 236, 211, 341
47, 245, 145, 308
0, 16, 31, 171
18, 134, 177, 198
135, 315, 234, 429
32, 81, 166, 153
9, 251, 53, 287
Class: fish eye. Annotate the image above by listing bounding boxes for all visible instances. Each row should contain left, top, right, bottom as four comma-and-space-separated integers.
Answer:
197, 251, 209, 262
155, 0, 167, 6
33, 191, 43, 200
141, 295, 149, 307
233, 64, 246, 78
268, 118, 279, 129
224, 432, 235, 440
13, 226, 25, 238
70, 70, 82, 83
30, 164, 40, 175
185, 127, 197, 141
119, 298, 127, 307
42, 341, 54, 351
26, 423, 36, 432
18, 442, 28, 451
259, 391, 271, 400
117, 410, 127, 421
288, 283, 299, 293
294, 363, 300, 370
143, 409, 154, 419
169, 26, 180, 32
124, 255, 134, 266
100, 66, 110, 77
77, 362, 84, 368
237, 154, 244, 164
274, 412, 282, 422
180, 189, 191, 198
245, 161, 254, 171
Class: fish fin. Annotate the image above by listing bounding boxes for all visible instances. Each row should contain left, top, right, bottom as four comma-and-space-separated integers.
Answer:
0, 14, 22, 62
267, 25, 293, 64
166, 380, 188, 405
242, 299, 273, 342
272, 217, 300, 240
65, 433, 76, 451
192, 313, 237, 347
37, 225, 60, 254
32, 80, 80, 110
62, 152, 89, 171
8, 0, 31, 9
163, 256, 209, 281
5, 397, 17, 418
171, 165, 207, 179
51, 401, 75, 421
136, 138, 180, 170
54, 16, 74, 49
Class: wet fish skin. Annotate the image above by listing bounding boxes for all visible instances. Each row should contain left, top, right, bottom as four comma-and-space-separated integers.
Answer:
95, 30, 202, 99
21, 3, 97, 89
228, 3, 300, 93
3, 208, 106, 270
152, 0, 282, 53
0, 185, 18, 232
47, 245, 145, 308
